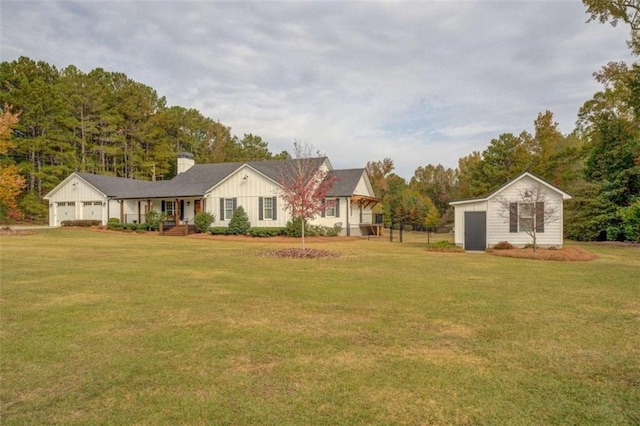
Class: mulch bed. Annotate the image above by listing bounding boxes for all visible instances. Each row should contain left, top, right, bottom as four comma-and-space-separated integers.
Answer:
487, 246, 597, 261
259, 248, 341, 259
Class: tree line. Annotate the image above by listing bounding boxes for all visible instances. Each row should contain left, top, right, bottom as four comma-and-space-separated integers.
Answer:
0, 57, 288, 221
1, 1, 638, 241
367, 0, 640, 242
367, 64, 639, 242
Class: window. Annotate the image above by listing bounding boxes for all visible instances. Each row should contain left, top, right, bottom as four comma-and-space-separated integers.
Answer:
510, 202, 544, 233
164, 200, 175, 216
220, 198, 237, 220
259, 197, 277, 221
326, 200, 336, 217
322, 198, 340, 217
225, 199, 234, 220
263, 197, 273, 219
519, 203, 534, 232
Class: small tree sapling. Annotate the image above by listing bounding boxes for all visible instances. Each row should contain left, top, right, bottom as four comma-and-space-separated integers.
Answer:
278, 141, 337, 249
496, 184, 560, 252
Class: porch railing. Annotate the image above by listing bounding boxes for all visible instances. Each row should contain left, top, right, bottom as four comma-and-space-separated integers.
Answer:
359, 212, 384, 225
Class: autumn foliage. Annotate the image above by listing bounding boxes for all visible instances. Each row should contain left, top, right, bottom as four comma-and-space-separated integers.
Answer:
0, 106, 25, 223
278, 142, 338, 249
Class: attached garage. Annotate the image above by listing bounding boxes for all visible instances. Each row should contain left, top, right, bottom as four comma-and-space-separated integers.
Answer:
55, 202, 76, 225
82, 201, 104, 221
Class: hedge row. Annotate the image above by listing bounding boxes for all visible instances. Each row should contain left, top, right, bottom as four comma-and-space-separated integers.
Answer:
61, 220, 101, 227
107, 222, 158, 232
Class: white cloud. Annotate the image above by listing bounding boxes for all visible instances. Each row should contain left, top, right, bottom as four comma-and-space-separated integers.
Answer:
0, 0, 634, 178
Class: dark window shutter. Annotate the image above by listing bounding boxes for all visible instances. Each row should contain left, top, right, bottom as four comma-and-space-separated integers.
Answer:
232, 198, 237, 211
259, 197, 264, 221
220, 198, 225, 220
536, 202, 544, 233
180, 200, 184, 221
321, 199, 326, 217
161, 200, 166, 212
509, 203, 518, 233
335, 198, 340, 217
272, 197, 277, 220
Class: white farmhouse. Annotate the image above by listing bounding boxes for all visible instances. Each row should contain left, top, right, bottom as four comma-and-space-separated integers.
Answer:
44, 153, 381, 236
449, 172, 572, 250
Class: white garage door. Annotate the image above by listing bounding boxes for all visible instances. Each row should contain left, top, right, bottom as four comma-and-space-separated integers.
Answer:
82, 201, 103, 221
56, 202, 76, 225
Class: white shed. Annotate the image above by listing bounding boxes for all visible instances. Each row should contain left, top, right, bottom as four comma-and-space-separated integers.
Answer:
449, 172, 572, 251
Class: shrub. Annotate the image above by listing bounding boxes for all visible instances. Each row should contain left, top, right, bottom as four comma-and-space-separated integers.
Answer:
108, 217, 120, 224
61, 220, 101, 227
227, 206, 250, 235
284, 217, 340, 237
247, 227, 286, 237
194, 212, 215, 233
284, 217, 308, 237
492, 241, 515, 250
620, 199, 640, 242
107, 222, 123, 230
209, 227, 229, 235
145, 211, 161, 231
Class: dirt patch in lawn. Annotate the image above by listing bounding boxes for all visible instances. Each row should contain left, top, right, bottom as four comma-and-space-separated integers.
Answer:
487, 246, 597, 261
0, 228, 36, 237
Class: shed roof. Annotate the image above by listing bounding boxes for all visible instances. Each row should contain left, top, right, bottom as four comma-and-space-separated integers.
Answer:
449, 171, 572, 206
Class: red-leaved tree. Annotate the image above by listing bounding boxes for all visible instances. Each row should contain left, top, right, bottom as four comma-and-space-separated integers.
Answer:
278, 141, 337, 249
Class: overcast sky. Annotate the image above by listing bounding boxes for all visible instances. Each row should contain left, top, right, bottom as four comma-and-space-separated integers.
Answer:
0, 0, 634, 178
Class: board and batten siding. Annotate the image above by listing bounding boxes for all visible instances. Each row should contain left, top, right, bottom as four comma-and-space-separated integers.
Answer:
453, 200, 488, 247
206, 165, 290, 227
486, 176, 564, 247
45, 174, 110, 225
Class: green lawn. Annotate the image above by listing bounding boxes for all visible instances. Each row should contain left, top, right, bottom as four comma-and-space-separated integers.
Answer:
1, 229, 639, 425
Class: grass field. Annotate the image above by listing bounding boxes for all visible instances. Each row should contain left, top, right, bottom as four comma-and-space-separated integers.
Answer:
1, 229, 639, 424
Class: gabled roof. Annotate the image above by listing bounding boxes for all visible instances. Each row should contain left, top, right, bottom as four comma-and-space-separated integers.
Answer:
327, 169, 360, 196
449, 171, 572, 206
51, 157, 333, 200
76, 173, 160, 198
327, 169, 366, 197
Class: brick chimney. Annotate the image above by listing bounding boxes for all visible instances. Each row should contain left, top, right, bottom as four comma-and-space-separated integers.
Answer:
177, 152, 195, 174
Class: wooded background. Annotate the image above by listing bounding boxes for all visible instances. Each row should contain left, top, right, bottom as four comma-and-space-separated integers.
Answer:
1, 1, 638, 241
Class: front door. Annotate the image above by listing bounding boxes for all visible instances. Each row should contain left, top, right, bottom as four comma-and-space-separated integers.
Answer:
464, 211, 486, 251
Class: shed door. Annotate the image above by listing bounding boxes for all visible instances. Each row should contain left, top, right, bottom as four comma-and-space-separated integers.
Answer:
464, 211, 486, 251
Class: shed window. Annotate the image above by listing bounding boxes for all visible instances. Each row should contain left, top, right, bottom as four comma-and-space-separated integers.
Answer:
519, 203, 535, 232
510, 202, 545, 233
